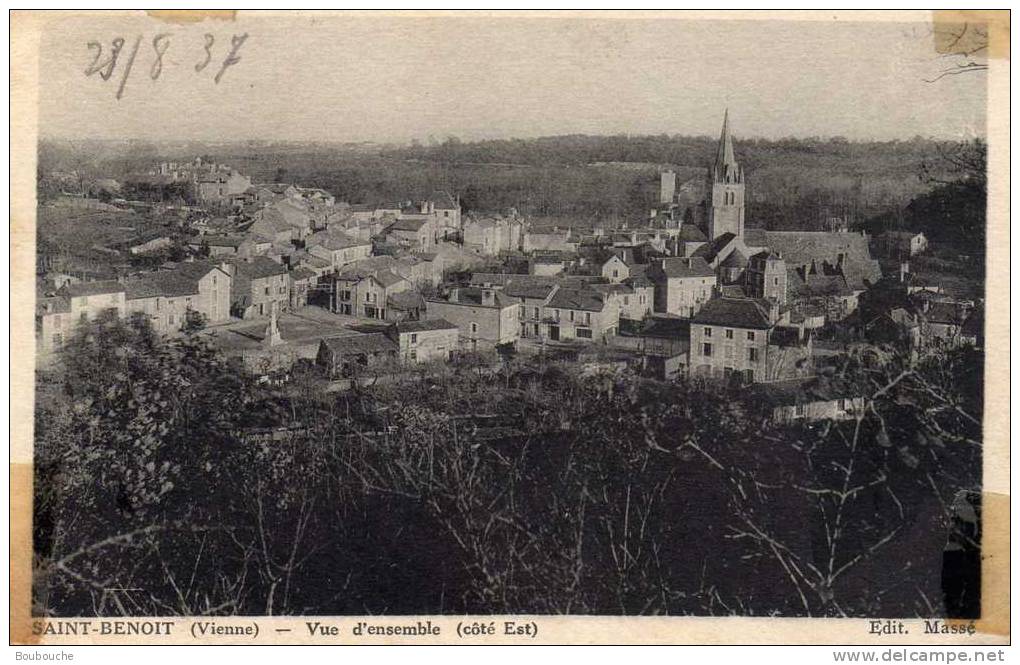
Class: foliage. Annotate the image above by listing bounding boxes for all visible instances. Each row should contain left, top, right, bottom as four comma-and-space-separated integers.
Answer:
34, 314, 982, 617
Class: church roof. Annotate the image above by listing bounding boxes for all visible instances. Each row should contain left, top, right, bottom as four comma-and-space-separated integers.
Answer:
715, 109, 737, 171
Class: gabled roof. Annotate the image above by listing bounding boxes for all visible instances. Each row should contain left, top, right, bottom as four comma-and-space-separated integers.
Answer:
390, 318, 457, 333
230, 256, 289, 280
692, 297, 773, 329
307, 230, 368, 250
387, 218, 429, 232
923, 301, 968, 326
718, 248, 748, 269
743, 229, 882, 287
59, 280, 125, 298
428, 190, 458, 210
195, 235, 244, 248
387, 290, 425, 310
374, 269, 407, 288
290, 267, 318, 282
320, 333, 398, 355
691, 232, 737, 263
547, 287, 606, 312
678, 225, 708, 242
654, 257, 715, 279
124, 273, 199, 299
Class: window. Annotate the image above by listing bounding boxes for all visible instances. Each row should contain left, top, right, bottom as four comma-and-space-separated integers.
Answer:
623, 296, 629, 306
702, 342, 712, 357
747, 331, 755, 341
725, 329, 733, 340
554, 309, 560, 321
265, 287, 270, 296
470, 322, 478, 334
612, 269, 619, 278
410, 333, 417, 344
533, 307, 539, 319
794, 403, 805, 417
576, 328, 592, 339
773, 277, 779, 286
748, 348, 758, 362
585, 312, 591, 325
410, 350, 417, 361
704, 327, 712, 337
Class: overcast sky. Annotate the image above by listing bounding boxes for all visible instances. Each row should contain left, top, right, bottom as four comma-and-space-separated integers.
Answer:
37, 12, 988, 143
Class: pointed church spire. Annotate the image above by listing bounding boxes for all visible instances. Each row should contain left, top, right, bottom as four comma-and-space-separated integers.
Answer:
715, 108, 737, 172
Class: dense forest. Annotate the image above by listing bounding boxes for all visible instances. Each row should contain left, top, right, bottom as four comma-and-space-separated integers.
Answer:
34, 314, 982, 617
38, 134, 984, 234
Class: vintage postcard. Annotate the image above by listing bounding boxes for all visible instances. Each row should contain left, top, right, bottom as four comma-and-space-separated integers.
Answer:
9, 9, 1010, 649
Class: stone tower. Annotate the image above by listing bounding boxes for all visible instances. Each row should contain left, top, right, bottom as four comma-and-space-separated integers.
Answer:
659, 170, 677, 204
707, 110, 745, 240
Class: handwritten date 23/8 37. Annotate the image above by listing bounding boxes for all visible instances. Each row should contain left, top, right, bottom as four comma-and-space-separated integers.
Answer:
85, 33, 249, 100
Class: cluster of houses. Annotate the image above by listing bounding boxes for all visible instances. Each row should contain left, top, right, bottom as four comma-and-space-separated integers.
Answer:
37, 111, 982, 426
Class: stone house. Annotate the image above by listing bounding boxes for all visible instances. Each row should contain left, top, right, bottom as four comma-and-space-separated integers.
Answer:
124, 261, 232, 333
306, 230, 373, 271
228, 256, 291, 319
316, 333, 398, 378
385, 318, 460, 363
331, 268, 412, 320
38, 281, 127, 355
647, 257, 717, 318
542, 287, 619, 343
425, 287, 520, 351
689, 297, 775, 383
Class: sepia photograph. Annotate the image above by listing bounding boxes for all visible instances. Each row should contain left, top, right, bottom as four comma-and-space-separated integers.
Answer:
9, 8, 1009, 648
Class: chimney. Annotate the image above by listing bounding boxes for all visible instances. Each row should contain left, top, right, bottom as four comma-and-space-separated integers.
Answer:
481, 288, 495, 306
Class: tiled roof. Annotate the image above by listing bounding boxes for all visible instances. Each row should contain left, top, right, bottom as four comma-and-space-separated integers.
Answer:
391, 318, 457, 333
547, 287, 605, 312
320, 333, 398, 355
718, 248, 748, 269
387, 218, 428, 232
743, 229, 881, 287
923, 302, 968, 326
374, 269, 407, 288
290, 267, 317, 282
691, 297, 773, 329
230, 256, 289, 280
655, 257, 715, 279
59, 280, 125, 297
691, 233, 741, 264
387, 290, 425, 310
428, 190, 458, 209
679, 225, 708, 242
197, 235, 244, 247
124, 273, 199, 299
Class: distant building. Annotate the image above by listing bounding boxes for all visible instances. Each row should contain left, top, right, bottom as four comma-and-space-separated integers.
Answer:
878, 230, 928, 258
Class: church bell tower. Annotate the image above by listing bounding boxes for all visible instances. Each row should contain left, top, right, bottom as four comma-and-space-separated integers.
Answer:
707, 110, 745, 240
